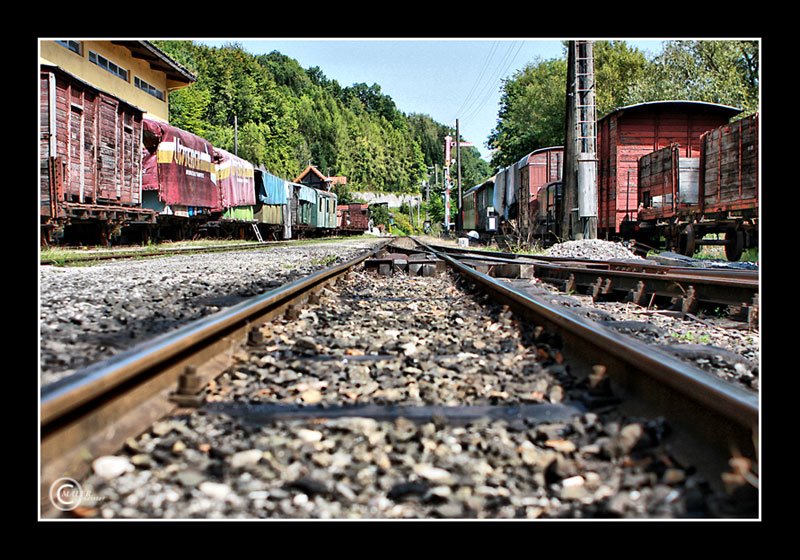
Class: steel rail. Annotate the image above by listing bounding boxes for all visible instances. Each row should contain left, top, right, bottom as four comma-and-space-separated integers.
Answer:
40, 239, 390, 510
40, 238, 365, 266
413, 237, 759, 490
427, 243, 759, 281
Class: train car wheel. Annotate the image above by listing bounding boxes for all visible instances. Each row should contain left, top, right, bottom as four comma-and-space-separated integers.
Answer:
678, 224, 696, 257
724, 228, 744, 261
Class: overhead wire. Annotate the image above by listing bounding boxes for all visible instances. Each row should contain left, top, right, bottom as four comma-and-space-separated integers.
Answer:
460, 41, 525, 127
452, 41, 500, 119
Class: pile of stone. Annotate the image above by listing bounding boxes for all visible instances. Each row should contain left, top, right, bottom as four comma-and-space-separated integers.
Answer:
544, 239, 642, 261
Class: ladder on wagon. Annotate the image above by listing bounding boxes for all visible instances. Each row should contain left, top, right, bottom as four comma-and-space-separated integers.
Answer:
252, 223, 265, 242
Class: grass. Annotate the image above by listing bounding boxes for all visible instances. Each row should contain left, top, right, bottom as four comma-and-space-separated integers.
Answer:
671, 331, 712, 344
41, 235, 377, 267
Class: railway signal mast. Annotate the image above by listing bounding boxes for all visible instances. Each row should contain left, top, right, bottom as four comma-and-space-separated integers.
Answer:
562, 40, 598, 240
444, 135, 453, 231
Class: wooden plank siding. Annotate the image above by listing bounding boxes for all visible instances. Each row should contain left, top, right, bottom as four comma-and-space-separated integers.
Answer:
700, 114, 758, 213
597, 103, 738, 234
41, 67, 144, 220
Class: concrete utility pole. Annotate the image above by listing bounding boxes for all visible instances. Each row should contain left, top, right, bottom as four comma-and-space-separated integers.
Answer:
234, 114, 238, 156
562, 40, 598, 240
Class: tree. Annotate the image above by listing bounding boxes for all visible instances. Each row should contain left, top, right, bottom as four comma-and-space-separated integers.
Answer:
488, 57, 568, 169
593, 41, 652, 117
625, 40, 759, 113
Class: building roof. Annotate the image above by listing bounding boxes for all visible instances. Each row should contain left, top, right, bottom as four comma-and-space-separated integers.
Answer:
110, 41, 196, 84
599, 100, 742, 121
294, 165, 327, 183
294, 165, 347, 186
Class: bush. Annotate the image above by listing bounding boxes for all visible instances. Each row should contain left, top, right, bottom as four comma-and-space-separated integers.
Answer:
392, 211, 416, 236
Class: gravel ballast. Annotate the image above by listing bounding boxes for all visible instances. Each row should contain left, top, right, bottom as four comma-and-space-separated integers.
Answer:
39, 238, 386, 386
68, 267, 757, 519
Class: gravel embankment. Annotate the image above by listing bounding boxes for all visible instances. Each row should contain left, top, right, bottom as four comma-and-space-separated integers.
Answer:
39, 238, 386, 387
73, 269, 756, 519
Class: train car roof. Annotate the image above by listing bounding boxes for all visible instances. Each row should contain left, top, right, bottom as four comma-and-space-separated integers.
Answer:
515, 146, 565, 169
465, 175, 497, 195
599, 100, 742, 122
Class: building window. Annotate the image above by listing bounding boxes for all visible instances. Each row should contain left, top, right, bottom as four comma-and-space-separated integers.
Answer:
56, 40, 81, 55
134, 77, 165, 101
88, 50, 128, 81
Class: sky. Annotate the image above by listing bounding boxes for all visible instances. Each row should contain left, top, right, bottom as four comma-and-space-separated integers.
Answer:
199, 39, 666, 162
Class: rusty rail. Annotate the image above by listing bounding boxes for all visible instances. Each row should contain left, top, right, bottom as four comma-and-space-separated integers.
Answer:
412, 237, 759, 494
40, 239, 390, 513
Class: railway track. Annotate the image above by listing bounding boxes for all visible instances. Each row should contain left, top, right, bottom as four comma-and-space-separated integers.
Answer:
40, 237, 759, 519
40, 237, 367, 266
427, 243, 759, 323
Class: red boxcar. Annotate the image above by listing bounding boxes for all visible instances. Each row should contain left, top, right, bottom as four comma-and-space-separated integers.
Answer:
515, 146, 563, 231
597, 101, 741, 237
141, 117, 219, 216
40, 65, 155, 240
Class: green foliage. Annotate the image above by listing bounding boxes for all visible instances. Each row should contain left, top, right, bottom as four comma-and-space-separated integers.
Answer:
459, 146, 492, 189
369, 204, 390, 227
488, 57, 568, 168
408, 113, 448, 167
154, 41, 429, 193
624, 40, 759, 113
391, 211, 416, 236
593, 41, 651, 118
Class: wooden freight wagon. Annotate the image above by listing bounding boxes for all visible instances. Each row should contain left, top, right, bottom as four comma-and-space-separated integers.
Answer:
337, 203, 370, 231
40, 65, 156, 244
290, 183, 317, 231
597, 101, 741, 239
634, 113, 758, 260
698, 113, 759, 260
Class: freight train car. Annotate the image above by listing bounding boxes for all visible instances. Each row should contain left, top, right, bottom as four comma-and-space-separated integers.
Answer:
216, 147, 256, 221
634, 113, 758, 260
516, 146, 563, 239
40, 65, 156, 245
141, 116, 219, 239
337, 203, 370, 232
462, 186, 478, 231
254, 166, 292, 240
598, 101, 742, 239
533, 181, 563, 242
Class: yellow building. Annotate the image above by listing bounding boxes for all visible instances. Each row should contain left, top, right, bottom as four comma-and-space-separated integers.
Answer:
39, 40, 195, 122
